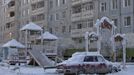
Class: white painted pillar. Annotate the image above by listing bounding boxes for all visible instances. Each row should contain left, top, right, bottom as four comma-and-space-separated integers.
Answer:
97, 25, 101, 53
85, 32, 89, 52
41, 30, 43, 52
122, 39, 126, 69
113, 37, 116, 61
25, 30, 28, 57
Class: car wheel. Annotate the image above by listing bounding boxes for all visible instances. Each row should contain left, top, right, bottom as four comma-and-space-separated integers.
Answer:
64, 73, 77, 75
98, 73, 106, 75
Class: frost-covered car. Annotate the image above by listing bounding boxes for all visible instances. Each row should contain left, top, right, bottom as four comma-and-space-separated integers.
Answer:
56, 52, 116, 75
110, 62, 121, 72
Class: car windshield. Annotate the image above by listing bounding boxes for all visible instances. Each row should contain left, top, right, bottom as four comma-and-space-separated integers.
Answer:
68, 55, 83, 62
97, 56, 105, 62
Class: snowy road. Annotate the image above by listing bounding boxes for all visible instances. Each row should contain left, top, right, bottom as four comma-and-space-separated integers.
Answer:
0, 64, 134, 75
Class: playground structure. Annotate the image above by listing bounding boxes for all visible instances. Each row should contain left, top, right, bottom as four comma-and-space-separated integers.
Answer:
85, 17, 126, 69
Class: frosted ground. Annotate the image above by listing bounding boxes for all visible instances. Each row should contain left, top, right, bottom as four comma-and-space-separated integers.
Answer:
0, 63, 134, 75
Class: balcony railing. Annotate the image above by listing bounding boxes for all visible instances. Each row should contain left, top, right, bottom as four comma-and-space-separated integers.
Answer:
71, 10, 94, 21
72, 0, 93, 5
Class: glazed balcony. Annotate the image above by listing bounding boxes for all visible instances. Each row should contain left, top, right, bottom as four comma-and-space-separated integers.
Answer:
72, 0, 93, 6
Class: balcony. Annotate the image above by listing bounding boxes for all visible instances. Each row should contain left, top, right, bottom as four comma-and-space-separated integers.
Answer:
72, 0, 93, 6
5, 16, 15, 23
6, 6, 15, 11
71, 10, 94, 22
71, 28, 94, 38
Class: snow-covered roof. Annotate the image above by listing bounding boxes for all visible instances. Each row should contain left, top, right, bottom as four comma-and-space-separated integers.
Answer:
89, 32, 98, 37
115, 33, 125, 38
20, 22, 43, 31
2, 39, 25, 48
37, 31, 58, 40
95, 17, 116, 29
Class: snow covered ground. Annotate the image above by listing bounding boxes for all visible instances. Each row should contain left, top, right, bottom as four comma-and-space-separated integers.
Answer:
0, 64, 134, 75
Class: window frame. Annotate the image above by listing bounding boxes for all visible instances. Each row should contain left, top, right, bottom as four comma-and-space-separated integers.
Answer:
124, 16, 131, 27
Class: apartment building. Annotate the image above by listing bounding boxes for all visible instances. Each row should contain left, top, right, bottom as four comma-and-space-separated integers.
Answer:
98, 0, 134, 49
0, 0, 20, 43
48, 0, 73, 49
71, 0, 99, 49
98, 0, 134, 34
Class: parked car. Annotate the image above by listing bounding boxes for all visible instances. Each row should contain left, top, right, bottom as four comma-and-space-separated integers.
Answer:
56, 52, 121, 75
110, 62, 121, 72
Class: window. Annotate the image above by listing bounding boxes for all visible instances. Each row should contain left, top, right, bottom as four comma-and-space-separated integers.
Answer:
62, 11, 66, 18
84, 56, 98, 62
50, 1, 53, 9
31, 0, 44, 10
8, 1, 15, 7
31, 13, 45, 22
62, 26, 66, 33
123, 0, 130, 7
97, 56, 105, 62
28, 9, 30, 15
72, 5, 82, 14
100, 2, 107, 12
124, 16, 131, 26
38, 1, 45, 8
49, 28, 53, 33
50, 15, 53, 21
9, 11, 15, 17
83, 2, 94, 11
56, 0, 60, 6
37, 13, 45, 21
111, 0, 118, 9
62, 0, 66, 4
77, 24, 82, 29
24, 0, 26, 4
5, 21, 15, 29
22, 10, 26, 17
112, 19, 118, 26
31, 4, 37, 10
69, 25, 71, 32
55, 13, 59, 20
87, 19, 93, 27
6, 23, 10, 29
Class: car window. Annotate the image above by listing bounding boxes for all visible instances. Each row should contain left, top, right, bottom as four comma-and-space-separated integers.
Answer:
97, 56, 105, 62
68, 55, 83, 62
84, 56, 98, 62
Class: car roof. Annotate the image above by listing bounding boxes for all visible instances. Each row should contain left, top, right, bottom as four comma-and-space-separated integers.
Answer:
72, 52, 102, 57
